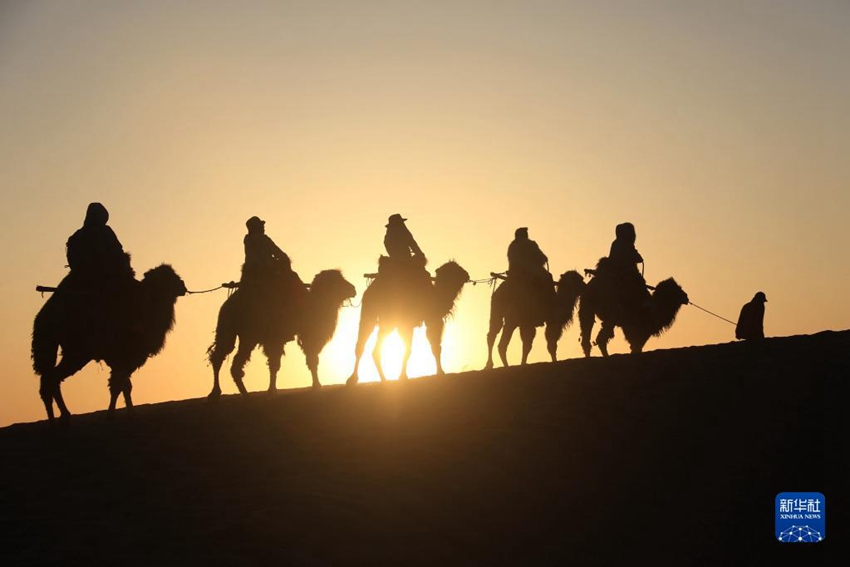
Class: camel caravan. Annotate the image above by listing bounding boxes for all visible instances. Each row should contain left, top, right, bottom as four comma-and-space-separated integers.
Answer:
32, 204, 689, 423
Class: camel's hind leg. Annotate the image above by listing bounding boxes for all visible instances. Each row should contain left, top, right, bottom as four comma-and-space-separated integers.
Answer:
263, 342, 284, 393
230, 339, 254, 396
485, 316, 502, 370
371, 326, 393, 382
497, 322, 517, 367
40, 354, 89, 422
208, 334, 236, 400
578, 302, 595, 358
519, 325, 536, 365
596, 321, 615, 358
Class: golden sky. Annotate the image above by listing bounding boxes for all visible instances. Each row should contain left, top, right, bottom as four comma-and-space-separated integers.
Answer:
2, 1, 849, 426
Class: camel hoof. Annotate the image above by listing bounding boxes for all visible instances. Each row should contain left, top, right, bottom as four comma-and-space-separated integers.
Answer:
346, 375, 359, 386
311, 382, 322, 390
207, 390, 221, 401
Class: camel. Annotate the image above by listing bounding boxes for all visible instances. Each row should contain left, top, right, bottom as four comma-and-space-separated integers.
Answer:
570, 259, 689, 357
485, 271, 586, 369
31, 264, 187, 422
347, 260, 470, 384
207, 269, 355, 398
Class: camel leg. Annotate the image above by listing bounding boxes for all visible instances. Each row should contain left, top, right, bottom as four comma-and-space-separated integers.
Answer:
545, 320, 563, 363
426, 320, 445, 375
108, 368, 132, 416
39, 375, 56, 422
208, 339, 235, 400
579, 305, 595, 358
303, 344, 321, 388
498, 323, 517, 367
397, 326, 414, 381
348, 320, 376, 386
519, 325, 536, 365
596, 322, 615, 358
230, 339, 254, 396
485, 315, 503, 370
52, 383, 71, 421
122, 381, 134, 412
371, 326, 392, 383
264, 342, 283, 393
40, 354, 88, 422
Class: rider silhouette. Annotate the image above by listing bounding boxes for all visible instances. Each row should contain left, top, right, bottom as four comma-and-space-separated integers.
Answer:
603, 222, 650, 315
379, 213, 431, 289
506, 227, 554, 324
241, 216, 298, 294
65, 202, 133, 288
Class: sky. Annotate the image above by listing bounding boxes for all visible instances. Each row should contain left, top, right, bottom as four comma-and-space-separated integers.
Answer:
1, 0, 849, 426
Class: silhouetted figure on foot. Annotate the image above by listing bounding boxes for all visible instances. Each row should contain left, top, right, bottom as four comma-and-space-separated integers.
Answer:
735, 292, 767, 340
506, 227, 554, 324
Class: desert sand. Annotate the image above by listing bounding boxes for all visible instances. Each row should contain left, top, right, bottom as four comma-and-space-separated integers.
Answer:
1, 331, 844, 565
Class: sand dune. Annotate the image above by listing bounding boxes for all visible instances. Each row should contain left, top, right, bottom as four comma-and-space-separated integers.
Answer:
1, 331, 845, 565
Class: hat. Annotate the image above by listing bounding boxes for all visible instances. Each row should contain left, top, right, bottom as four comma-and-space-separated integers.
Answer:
246, 216, 265, 230
386, 213, 407, 227
754, 291, 767, 303
515, 227, 529, 238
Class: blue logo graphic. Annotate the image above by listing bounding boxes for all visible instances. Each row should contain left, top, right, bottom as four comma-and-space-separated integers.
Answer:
775, 492, 825, 542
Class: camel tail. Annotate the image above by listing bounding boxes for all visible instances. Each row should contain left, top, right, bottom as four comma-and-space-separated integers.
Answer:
31, 304, 59, 377
559, 271, 586, 328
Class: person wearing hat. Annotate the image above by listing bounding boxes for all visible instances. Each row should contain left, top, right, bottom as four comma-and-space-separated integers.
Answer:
65, 202, 132, 286
242, 216, 292, 287
735, 292, 768, 340
383, 213, 424, 261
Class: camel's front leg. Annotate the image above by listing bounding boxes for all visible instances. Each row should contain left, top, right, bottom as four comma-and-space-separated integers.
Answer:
264, 342, 284, 393
108, 368, 132, 416
303, 343, 321, 388
371, 326, 392, 383
397, 326, 414, 381
426, 320, 446, 375
519, 325, 536, 365
122, 380, 134, 411
498, 323, 517, 367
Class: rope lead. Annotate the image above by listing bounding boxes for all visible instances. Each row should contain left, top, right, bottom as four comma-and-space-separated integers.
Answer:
689, 301, 736, 326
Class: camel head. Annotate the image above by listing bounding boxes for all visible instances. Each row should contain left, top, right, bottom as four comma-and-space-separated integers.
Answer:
649, 277, 688, 337
434, 261, 470, 295
555, 270, 586, 297
310, 269, 356, 305
141, 264, 188, 298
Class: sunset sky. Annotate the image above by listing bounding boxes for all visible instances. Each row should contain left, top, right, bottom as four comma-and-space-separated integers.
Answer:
2, 1, 848, 426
